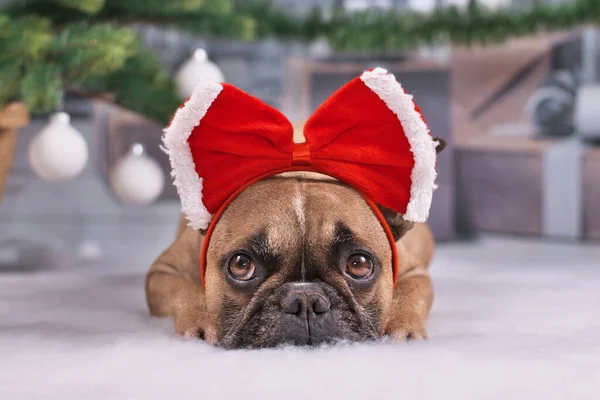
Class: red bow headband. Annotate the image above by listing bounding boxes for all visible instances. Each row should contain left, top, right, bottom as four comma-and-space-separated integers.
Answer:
163, 67, 438, 284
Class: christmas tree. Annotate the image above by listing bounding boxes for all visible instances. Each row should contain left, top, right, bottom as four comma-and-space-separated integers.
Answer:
1, 0, 598, 124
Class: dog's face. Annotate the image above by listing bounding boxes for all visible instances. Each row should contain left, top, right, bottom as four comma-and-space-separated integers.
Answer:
203, 172, 414, 349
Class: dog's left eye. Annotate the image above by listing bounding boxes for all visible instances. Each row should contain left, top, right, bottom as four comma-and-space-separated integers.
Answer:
228, 253, 256, 281
345, 253, 374, 280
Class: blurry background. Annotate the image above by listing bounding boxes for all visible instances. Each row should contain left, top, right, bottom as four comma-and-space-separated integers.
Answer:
0, 0, 599, 272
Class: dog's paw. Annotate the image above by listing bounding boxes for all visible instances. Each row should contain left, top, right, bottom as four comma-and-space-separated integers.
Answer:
386, 323, 428, 343
176, 321, 219, 345
175, 317, 204, 339
173, 306, 217, 344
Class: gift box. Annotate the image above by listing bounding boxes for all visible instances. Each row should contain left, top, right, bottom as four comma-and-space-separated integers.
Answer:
450, 31, 600, 240
456, 133, 600, 241
584, 146, 600, 240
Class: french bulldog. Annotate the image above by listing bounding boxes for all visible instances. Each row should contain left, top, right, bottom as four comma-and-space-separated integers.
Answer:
145, 166, 443, 348
146, 67, 445, 348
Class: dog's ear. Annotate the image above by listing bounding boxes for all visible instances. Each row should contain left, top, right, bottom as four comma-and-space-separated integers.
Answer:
177, 214, 208, 237
377, 205, 415, 242
433, 138, 447, 154
376, 139, 444, 242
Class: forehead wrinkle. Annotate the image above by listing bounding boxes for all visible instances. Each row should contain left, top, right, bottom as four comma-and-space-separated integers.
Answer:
246, 229, 276, 261
303, 184, 355, 249
332, 222, 360, 247
302, 182, 392, 261
265, 208, 300, 255
294, 182, 307, 280
293, 188, 306, 237
262, 181, 304, 260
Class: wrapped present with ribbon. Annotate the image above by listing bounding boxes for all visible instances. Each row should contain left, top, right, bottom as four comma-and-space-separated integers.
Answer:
455, 64, 599, 240
452, 29, 600, 241
456, 131, 599, 241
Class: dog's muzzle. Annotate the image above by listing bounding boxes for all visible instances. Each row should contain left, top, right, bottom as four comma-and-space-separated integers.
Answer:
276, 282, 337, 346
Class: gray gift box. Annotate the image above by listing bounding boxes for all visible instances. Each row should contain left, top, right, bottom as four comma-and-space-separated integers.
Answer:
455, 133, 600, 241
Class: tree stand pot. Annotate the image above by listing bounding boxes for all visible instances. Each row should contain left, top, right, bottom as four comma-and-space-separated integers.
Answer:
0, 103, 29, 204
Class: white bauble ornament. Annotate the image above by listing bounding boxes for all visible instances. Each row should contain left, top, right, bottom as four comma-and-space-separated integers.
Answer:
110, 144, 165, 205
28, 112, 89, 182
175, 49, 225, 99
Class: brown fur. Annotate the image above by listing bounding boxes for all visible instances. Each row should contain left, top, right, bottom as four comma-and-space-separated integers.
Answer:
146, 172, 435, 346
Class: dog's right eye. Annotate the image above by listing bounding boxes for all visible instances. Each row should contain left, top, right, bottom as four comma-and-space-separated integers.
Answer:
345, 253, 374, 280
228, 253, 255, 281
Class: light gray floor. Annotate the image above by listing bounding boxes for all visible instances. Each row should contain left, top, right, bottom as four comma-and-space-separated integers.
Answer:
0, 235, 598, 400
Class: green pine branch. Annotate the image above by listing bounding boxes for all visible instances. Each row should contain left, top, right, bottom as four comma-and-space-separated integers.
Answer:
20, 63, 64, 112
0, 13, 146, 115
78, 49, 182, 124
1, 0, 599, 124
54, 23, 138, 83
57, 0, 106, 14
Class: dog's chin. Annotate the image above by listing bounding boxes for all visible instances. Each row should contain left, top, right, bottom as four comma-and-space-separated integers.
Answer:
219, 316, 379, 349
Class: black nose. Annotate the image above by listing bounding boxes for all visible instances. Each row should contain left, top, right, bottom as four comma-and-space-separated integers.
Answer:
275, 283, 340, 346
280, 283, 331, 317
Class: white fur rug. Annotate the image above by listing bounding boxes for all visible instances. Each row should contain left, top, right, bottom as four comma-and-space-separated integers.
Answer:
1, 237, 599, 400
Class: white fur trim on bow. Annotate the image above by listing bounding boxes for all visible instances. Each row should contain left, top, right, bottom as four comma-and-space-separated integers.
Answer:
162, 78, 223, 230
360, 67, 438, 223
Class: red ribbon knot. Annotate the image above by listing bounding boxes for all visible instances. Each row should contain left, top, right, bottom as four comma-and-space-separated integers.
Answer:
292, 142, 311, 166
